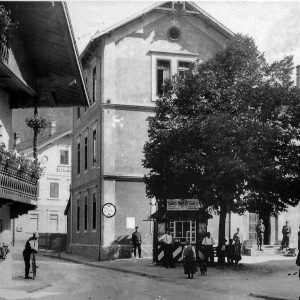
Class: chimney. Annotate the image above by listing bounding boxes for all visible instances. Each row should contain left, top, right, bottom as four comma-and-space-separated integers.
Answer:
49, 121, 56, 136
296, 65, 300, 89
14, 132, 21, 146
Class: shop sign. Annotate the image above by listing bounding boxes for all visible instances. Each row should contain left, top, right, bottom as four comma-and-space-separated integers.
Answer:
167, 199, 200, 210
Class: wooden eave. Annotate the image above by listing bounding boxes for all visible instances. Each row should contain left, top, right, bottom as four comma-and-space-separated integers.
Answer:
1, 1, 89, 108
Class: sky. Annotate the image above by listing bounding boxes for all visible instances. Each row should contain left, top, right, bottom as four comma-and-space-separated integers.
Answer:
67, 1, 300, 71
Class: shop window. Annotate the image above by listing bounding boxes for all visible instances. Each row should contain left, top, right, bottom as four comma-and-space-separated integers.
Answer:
60, 150, 69, 165
50, 182, 59, 198
29, 214, 39, 232
49, 214, 59, 232
92, 193, 96, 230
157, 60, 170, 95
170, 220, 196, 243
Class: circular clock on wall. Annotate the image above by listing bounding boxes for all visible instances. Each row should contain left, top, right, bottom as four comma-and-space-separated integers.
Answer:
102, 203, 116, 218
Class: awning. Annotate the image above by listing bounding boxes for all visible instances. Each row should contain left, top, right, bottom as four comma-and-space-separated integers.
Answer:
150, 208, 212, 220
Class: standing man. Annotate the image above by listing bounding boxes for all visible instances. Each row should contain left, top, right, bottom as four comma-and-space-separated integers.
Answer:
132, 226, 143, 258
202, 232, 215, 266
280, 221, 291, 251
159, 229, 175, 268
233, 228, 243, 256
23, 232, 39, 279
256, 219, 265, 251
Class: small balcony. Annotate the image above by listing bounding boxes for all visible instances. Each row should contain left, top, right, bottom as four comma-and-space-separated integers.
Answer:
0, 162, 38, 207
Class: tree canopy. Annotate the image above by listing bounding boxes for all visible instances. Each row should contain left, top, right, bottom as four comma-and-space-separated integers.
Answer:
143, 34, 300, 241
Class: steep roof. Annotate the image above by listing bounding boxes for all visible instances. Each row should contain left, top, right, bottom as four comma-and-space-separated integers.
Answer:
80, 1, 234, 64
16, 129, 71, 154
2, 2, 90, 108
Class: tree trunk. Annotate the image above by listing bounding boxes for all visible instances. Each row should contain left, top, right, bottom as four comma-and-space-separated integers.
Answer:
218, 205, 227, 246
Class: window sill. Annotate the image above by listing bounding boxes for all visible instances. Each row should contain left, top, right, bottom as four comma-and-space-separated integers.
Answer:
47, 198, 60, 201
83, 230, 88, 234
76, 231, 80, 234
92, 229, 97, 233
83, 170, 88, 174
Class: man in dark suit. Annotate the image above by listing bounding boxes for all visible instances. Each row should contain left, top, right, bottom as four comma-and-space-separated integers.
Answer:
132, 226, 142, 258
23, 232, 39, 279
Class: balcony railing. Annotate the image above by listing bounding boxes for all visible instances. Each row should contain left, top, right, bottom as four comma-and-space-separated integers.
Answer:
0, 162, 38, 204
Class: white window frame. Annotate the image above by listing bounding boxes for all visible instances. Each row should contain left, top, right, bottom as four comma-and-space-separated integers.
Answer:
48, 210, 59, 232
150, 51, 198, 102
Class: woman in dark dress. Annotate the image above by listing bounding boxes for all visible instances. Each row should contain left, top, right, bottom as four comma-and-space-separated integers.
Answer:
182, 239, 197, 279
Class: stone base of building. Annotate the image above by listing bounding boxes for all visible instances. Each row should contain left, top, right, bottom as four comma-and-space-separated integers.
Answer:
70, 244, 152, 261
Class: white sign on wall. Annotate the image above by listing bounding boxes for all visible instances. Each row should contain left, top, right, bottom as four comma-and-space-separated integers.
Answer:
126, 217, 135, 229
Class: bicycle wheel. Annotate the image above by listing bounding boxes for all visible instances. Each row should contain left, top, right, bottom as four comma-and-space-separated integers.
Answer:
32, 254, 36, 280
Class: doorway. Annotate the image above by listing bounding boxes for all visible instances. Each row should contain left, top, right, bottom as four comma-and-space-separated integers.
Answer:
259, 212, 270, 245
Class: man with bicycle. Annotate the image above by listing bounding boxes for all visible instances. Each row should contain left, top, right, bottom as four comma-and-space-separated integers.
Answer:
23, 232, 39, 279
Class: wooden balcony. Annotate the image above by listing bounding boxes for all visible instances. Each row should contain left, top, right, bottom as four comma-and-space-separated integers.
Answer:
0, 162, 38, 207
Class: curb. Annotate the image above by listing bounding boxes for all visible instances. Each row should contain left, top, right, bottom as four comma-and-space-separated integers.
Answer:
249, 293, 294, 300
43, 253, 162, 279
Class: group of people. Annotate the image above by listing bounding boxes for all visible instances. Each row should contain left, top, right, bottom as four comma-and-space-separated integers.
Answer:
256, 219, 293, 252
216, 228, 243, 266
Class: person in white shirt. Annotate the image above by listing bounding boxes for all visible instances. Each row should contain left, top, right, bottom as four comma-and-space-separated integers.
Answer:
159, 230, 175, 268
202, 232, 215, 266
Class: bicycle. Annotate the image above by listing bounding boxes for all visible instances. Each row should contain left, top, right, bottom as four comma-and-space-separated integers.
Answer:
31, 252, 37, 280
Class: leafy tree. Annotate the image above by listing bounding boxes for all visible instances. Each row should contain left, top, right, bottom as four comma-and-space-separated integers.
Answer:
143, 34, 300, 244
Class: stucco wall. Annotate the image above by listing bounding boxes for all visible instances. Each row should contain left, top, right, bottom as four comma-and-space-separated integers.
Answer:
0, 88, 12, 148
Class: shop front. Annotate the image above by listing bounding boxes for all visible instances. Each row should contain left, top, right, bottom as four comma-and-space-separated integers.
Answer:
150, 199, 211, 263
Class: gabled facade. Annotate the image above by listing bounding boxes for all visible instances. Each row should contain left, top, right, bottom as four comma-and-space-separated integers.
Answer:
14, 126, 72, 250
0, 2, 88, 283
69, 1, 234, 260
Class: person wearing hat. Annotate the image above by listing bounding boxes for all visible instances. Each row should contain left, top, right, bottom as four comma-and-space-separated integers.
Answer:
280, 221, 291, 251
132, 226, 142, 258
256, 219, 265, 251
23, 232, 39, 279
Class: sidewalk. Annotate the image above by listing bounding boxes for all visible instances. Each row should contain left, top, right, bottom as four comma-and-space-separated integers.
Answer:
43, 251, 299, 300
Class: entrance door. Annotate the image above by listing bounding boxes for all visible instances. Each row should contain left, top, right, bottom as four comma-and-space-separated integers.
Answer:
259, 213, 270, 245
249, 213, 258, 244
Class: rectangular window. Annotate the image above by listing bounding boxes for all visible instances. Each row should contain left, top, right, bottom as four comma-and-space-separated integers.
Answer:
50, 182, 59, 198
92, 67, 96, 103
178, 61, 191, 79
157, 60, 170, 95
77, 199, 80, 231
60, 150, 69, 165
170, 220, 196, 243
92, 193, 96, 230
77, 107, 80, 120
29, 214, 39, 232
84, 136, 88, 170
84, 196, 88, 231
93, 130, 96, 166
49, 214, 59, 232
77, 142, 80, 174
